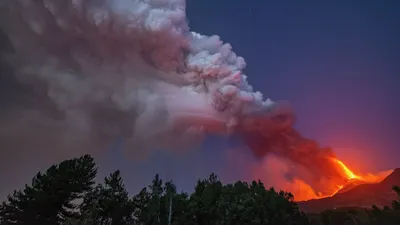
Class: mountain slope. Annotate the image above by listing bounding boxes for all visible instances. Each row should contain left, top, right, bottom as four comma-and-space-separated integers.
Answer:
336, 179, 368, 194
298, 168, 400, 213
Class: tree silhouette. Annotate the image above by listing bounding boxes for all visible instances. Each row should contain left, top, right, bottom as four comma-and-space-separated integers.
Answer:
367, 186, 400, 225
80, 170, 133, 225
132, 187, 151, 225
0, 155, 96, 225
189, 173, 223, 225
391, 186, 400, 210
2, 154, 398, 225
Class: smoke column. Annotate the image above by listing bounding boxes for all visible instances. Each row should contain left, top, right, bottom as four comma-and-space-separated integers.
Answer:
0, 0, 347, 197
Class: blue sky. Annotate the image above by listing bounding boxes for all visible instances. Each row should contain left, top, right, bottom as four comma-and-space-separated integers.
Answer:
96, 0, 400, 193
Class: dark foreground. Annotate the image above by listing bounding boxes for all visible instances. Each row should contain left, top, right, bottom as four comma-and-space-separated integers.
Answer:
0, 155, 399, 225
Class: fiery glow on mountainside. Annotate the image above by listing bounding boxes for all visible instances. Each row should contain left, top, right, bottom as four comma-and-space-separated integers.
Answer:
247, 129, 394, 202
291, 157, 393, 201
256, 154, 393, 202
332, 158, 361, 180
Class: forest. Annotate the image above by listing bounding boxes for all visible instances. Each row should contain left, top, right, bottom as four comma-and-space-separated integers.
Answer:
0, 155, 399, 225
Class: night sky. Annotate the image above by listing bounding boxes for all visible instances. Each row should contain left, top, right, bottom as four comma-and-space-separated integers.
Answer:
1, 0, 400, 196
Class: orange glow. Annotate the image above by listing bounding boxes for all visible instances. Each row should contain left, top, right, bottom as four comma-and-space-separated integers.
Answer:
332, 158, 361, 180
289, 157, 393, 201
255, 154, 393, 202
289, 179, 320, 201
331, 185, 344, 195
330, 157, 392, 183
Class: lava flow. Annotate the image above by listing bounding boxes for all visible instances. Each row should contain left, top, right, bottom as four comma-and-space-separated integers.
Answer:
292, 157, 393, 201
243, 127, 393, 201
333, 157, 394, 184
332, 158, 361, 180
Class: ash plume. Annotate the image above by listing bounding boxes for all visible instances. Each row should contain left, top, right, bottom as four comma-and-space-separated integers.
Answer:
0, 0, 345, 197
243, 129, 348, 195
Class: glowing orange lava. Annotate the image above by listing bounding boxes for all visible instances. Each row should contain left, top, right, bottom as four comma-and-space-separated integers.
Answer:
291, 157, 393, 201
331, 157, 392, 183
257, 155, 393, 202
332, 158, 361, 180
331, 185, 344, 195
311, 157, 393, 200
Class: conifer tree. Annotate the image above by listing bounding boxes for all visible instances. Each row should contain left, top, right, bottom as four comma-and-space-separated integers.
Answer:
0, 155, 97, 225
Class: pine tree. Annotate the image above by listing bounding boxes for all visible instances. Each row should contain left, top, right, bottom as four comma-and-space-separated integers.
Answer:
80, 170, 134, 225
0, 155, 97, 225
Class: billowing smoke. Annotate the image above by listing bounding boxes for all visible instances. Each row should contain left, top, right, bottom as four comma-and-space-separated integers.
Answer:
0, 0, 345, 198
243, 129, 348, 196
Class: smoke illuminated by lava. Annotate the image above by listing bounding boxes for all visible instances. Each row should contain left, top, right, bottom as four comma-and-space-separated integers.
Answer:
0, 0, 392, 201
321, 158, 392, 199
255, 155, 393, 201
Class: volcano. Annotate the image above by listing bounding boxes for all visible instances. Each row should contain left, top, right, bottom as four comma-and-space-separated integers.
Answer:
297, 168, 400, 213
